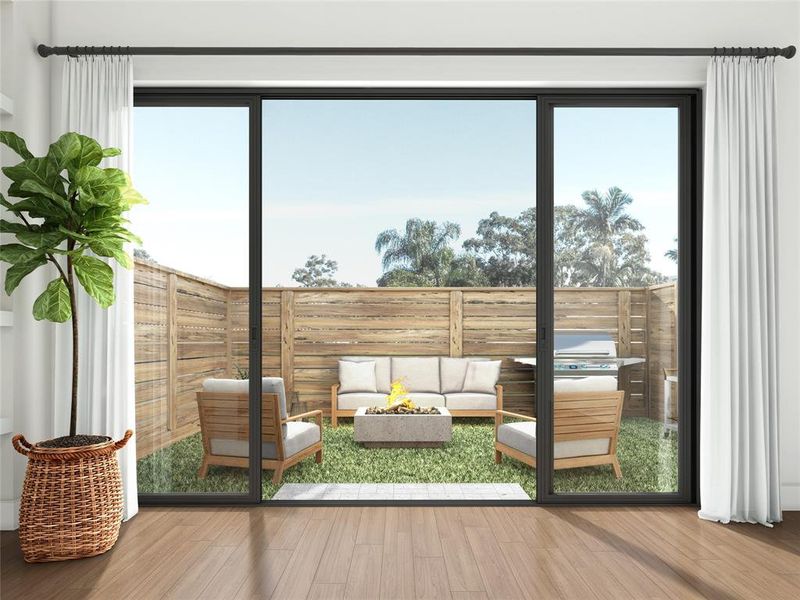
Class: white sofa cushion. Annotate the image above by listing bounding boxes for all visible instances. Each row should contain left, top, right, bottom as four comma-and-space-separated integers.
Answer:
391, 357, 440, 393
404, 393, 446, 408
202, 377, 288, 421
553, 375, 617, 393
444, 392, 497, 411
462, 360, 501, 394
341, 356, 391, 393
337, 392, 388, 411
338, 360, 378, 393
210, 420, 320, 459
497, 421, 610, 459
439, 357, 470, 393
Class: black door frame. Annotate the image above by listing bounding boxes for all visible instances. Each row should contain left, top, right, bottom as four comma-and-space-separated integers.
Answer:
135, 87, 701, 506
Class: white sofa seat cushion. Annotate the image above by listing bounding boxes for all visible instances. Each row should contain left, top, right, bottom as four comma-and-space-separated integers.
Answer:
391, 357, 440, 393
405, 393, 446, 408
497, 421, 610, 459
337, 392, 388, 411
210, 421, 320, 460
341, 356, 391, 393
338, 360, 378, 393
202, 377, 288, 420
444, 393, 497, 410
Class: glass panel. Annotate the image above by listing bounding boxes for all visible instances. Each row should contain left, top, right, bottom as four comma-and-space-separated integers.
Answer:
132, 106, 252, 495
552, 106, 679, 494
262, 99, 537, 501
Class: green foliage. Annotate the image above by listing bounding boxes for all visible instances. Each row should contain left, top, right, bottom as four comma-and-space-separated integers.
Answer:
1, 130, 146, 435
0, 131, 146, 316
292, 254, 350, 287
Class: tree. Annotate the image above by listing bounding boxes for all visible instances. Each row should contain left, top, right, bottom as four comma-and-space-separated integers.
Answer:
292, 254, 349, 287
133, 247, 155, 263
0, 131, 146, 438
375, 218, 464, 286
665, 238, 678, 263
463, 208, 536, 286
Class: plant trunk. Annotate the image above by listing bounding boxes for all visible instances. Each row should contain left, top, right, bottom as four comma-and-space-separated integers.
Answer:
67, 254, 78, 437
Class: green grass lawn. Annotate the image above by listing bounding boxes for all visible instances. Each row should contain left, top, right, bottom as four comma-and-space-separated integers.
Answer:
137, 417, 677, 499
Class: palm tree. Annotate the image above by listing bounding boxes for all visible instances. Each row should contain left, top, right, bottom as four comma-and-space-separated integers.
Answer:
665, 238, 678, 262
574, 187, 645, 286
375, 218, 461, 286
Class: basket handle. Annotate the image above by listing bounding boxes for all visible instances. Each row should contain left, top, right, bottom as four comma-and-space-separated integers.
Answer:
113, 430, 133, 451
12, 434, 33, 457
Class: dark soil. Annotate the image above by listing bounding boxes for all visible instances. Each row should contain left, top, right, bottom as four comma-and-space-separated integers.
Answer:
38, 435, 111, 448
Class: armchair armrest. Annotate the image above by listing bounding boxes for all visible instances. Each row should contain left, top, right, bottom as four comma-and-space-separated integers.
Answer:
495, 409, 535, 431
284, 410, 323, 427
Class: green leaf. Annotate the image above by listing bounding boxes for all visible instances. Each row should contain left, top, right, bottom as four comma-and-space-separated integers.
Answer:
120, 173, 147, 206
2, 157, 59, 189
102, 147, 122, 158
32, 278, 72, 322
68, 134, 104, 171
11, 196, 68, 220
0, 219, 31, 234
73, 166, 126, 207
73, 254, 115, 308
19, 180, 72, 215
5, 256, 47, 295
0, 131, 34, 160
48, 133, 81, 171
16, 230, 66, 249
89, 237, 131, 268
0, 244, 43, 264
57, 225, 94, 243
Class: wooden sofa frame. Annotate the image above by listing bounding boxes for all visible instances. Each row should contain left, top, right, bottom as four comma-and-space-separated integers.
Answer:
494, 390, 624, 478
330, 384, 502, 427
196, 391, 323, 484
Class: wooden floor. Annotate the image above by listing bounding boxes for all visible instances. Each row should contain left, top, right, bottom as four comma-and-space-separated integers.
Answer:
2, 506, 799, 599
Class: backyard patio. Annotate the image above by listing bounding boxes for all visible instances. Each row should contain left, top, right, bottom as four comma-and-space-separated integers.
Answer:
133, 259, 679, 498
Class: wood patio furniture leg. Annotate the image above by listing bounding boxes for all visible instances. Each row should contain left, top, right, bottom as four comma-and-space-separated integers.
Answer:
272, 465, 284, 484
198, 458, 209, 479
316, 448, 323, 464
612, 457, 623, 479
331, 385, 339, 428
495, 449, 502, 464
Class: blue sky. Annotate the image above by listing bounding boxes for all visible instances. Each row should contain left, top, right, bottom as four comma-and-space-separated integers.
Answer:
132, 102, 677, 287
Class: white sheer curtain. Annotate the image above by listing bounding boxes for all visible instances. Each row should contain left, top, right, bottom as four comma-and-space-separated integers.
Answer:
699, 56, 781, 526
60, 56, 138, 520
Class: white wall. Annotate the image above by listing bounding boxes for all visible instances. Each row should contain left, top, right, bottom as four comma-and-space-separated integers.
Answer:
0, 0, 55, 530
1, 0, 798, 516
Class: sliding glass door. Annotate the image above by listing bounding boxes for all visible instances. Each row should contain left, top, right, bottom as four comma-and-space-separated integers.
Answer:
132, 88, 698, 505
537, 95, 698, 502
133, 97, 261, 502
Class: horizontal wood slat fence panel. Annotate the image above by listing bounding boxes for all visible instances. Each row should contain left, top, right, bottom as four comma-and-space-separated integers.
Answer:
134, 260, 678, 457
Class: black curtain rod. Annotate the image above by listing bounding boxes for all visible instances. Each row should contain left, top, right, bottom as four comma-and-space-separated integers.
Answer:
37, 44, 796, 59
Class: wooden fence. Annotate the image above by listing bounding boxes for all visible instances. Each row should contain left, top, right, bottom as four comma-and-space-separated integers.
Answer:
134, 259, 677, 458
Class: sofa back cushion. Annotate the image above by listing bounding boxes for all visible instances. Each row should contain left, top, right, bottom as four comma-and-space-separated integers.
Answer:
338, 360, 378, 393
390, 357, 441, 393
462, 360, 502, 394
439, 357, 492, 393
341, 356, 391, 393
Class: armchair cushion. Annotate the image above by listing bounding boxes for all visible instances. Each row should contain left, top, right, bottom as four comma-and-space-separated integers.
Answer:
337, 392, 388, 411
445, 392, 497, 410
391, 357, 440, 393
202, 377, 288, 420
210, 420, 320, 460
341, 356, 391, 393
462, 360, 501, 394
553, 375, 617, 393
497, 421, 610, 459
338, 360, 378, 393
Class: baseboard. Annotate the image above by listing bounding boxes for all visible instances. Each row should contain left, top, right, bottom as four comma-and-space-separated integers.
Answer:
0, 498, 19, 530
782, 483, 800, 511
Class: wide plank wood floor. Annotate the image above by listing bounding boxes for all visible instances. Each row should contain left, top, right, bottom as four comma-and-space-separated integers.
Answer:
2, 506, 799, 599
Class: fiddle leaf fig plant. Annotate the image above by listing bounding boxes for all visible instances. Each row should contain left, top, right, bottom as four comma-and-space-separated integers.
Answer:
0, 131, 146, 437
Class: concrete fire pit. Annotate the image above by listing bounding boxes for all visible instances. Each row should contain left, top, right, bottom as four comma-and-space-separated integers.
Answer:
353, 407, 452, 448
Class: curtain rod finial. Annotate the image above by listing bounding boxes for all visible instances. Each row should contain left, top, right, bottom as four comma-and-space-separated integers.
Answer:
784, 45, 797, 59
37, 44, 51, 57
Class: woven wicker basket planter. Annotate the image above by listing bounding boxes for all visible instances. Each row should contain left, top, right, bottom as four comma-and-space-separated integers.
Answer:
12, 430, 132, 563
